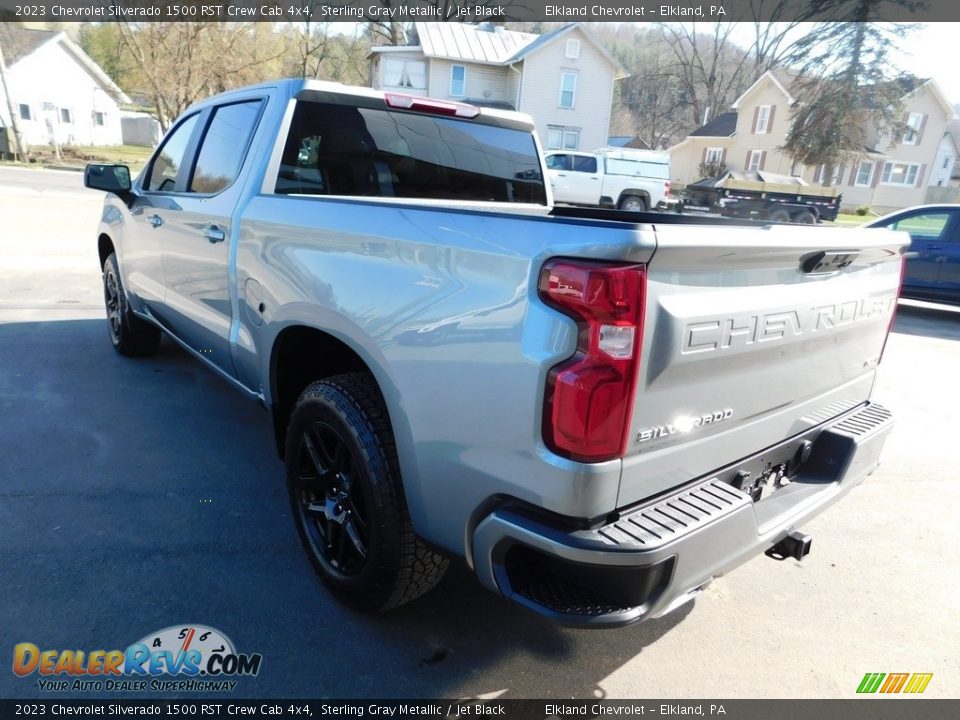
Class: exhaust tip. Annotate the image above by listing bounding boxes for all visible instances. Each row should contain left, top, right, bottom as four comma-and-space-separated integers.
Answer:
766, 531, 812, 562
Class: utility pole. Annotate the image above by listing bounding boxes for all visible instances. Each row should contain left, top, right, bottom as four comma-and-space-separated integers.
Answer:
0, 41, 31, 162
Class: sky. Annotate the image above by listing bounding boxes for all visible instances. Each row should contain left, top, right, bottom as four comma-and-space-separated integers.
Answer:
890, 23, 960, 105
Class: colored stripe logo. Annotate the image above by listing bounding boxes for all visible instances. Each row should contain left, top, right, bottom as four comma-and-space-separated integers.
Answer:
857, 672, 933, 694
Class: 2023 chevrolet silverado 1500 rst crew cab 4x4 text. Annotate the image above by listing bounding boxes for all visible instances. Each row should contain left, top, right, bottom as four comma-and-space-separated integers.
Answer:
84, 79, 904, 627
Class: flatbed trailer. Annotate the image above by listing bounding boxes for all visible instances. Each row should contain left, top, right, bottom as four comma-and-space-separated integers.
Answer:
678, 171, 841, 223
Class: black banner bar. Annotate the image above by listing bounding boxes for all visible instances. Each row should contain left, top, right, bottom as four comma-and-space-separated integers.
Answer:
1, 0, 959, 23
2, 700, 960, 720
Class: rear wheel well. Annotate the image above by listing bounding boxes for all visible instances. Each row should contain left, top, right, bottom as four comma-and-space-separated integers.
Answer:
270, 326, 375, 457
98, 234, 115, 269
617, 190, 651, 205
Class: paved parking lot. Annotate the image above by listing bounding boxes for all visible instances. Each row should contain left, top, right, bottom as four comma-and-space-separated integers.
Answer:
1, 167, 957, 699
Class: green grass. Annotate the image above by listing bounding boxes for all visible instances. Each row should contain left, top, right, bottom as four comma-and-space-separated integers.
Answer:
830, 213, 871, 227
61, 145, 154, 171
1, 144, 155, 172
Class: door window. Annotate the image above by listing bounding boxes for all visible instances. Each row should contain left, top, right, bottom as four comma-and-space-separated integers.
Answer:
886, 212, 951, 243
146, 114, 200, 192
190, 100, 264, 194
571, 155, 597, 173
545, 154, 571, 171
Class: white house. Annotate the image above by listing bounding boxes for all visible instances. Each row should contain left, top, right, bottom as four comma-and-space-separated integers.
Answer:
368, 22, 627, 152
0, 26, 130, 151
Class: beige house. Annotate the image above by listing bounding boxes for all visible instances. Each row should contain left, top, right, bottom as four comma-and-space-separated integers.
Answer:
669, 69, 958, 212
368, 22, 627, 152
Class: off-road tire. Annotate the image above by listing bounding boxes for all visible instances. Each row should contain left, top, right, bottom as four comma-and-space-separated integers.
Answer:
102, 252, 161, 357
285, 373, 448, 611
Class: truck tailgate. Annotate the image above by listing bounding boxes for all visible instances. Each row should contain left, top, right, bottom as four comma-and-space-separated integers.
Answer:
618, 223, 906, 507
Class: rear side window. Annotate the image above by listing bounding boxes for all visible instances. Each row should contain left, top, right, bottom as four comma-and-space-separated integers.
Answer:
572, 155, 597, 173
275, 101, 546, 204
146, 113, 199, 192
191, 100, 263, 194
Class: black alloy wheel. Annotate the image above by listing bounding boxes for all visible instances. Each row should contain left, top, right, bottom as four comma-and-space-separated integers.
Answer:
285, 374, 448, 611
293, 421, 370, 577
101, 252, 161, 356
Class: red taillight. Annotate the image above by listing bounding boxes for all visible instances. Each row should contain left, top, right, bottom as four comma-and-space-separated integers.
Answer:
384, 93, 480, 118
665, 181, 671, 198
538, 260, 646, 462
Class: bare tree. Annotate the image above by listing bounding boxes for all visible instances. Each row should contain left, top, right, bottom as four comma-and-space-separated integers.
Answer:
661, 22, 753, 131
116, 22, 284, 131
605, 26, 691, 149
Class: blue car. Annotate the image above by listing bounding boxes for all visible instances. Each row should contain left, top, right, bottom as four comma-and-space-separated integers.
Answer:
867, 204, 960, 305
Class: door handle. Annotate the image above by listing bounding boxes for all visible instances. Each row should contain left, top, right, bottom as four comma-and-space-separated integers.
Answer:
204, 225, 226, 244
148, 214, 163, 228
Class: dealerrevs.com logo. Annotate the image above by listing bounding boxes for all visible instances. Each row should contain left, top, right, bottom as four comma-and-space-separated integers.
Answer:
13, 625, 262, 693
856, 672, 934, 694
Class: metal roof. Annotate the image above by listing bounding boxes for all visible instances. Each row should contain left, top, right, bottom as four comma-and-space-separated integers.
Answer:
416, 22, 537, 65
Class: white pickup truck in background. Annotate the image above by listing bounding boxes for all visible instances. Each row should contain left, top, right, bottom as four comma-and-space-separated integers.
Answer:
545, 148, 671, 212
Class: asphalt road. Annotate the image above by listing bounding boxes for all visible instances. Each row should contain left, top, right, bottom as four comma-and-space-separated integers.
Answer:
1, 168, 957, 700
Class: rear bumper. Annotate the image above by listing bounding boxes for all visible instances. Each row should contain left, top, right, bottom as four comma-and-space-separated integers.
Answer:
471, 403, 893, 627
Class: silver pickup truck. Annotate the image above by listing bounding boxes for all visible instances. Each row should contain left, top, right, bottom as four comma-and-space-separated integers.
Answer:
84, 79, 904, 627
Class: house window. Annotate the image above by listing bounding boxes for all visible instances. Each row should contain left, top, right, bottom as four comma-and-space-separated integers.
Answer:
790, 160, 804, 177
60, 108, 72, 124
943, 155, 952, 170
19, 104, 31, 121
813, 164, 842, 184
747, 149, 763, 172
880, 161, 921, 186
903, 113, 923, 145
855, 161, 875, 186
382, 58, 427, 90
93, 112, 105, 127
755, 105, 772, 134
449, 65, 466, 97
705, 147, 724, 165
559, 73, 577, 109
546, 125, 580, 150
565, 39, 580, 59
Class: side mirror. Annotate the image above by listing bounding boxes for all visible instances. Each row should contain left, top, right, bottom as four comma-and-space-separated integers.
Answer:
84, 164, 132, 194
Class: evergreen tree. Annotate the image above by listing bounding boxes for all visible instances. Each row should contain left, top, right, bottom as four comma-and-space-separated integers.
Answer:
781, 2, 921, 179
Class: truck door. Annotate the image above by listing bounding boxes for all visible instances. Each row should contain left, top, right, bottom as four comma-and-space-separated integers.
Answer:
932, 212, 960, 300
545, 153, 573, 203
546, 153, 600, 205
124, 113, 202, 310
156, 98, 265, 378
566, 153, 601, 204
882, 209, 953, 293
